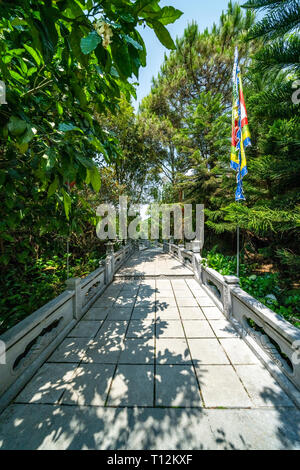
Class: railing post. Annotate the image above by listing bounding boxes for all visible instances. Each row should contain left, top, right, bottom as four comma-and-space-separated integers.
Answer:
178, 243, 184, 261
105, 242, 115, 285
223, 275, 240, 318
191, 240, 201, 254
66, 277, 82, 320
163, 240, 168, 253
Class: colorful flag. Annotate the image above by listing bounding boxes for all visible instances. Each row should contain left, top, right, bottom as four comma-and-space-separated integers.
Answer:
231, 47, 251, 201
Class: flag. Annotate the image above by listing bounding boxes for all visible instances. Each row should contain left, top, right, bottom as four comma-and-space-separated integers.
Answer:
230, 47, 251, 201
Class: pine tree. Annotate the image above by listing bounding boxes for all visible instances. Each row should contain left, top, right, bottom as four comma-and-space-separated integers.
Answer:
243, 0, 300, 71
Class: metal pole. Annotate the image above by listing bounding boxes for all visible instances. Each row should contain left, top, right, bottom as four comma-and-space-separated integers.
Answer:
67, 239, 70, 279
66, 181, 70, 280
237, 223, 240, 277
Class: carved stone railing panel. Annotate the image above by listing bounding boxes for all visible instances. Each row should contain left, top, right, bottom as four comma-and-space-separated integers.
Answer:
164, 241, 300, 396
80, 267, 105, 314
0, 242, 136, 414
0, 291, 74, 400
231, 289, 300, 391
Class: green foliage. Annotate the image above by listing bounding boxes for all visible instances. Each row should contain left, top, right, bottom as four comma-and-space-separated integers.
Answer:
0, 253, 101, 334
140, 1, 300, 324
139, 2, 255, 203
243, 0, 300, 40
243, 0, 300, 74
204, 249, 300, 328
0, 0, 182, 331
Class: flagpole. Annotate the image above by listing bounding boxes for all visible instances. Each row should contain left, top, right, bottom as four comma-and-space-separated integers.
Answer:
237, 217, 240, 278
66, 181, 70, 280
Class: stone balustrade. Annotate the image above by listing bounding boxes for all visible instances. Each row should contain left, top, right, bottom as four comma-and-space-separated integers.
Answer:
165, 240, 300, 402
0, 242, 135, 414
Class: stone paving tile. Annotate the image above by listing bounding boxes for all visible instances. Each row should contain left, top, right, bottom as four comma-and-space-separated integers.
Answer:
179, 307, 205, 320
176, 297, 199, 307
173, 289, 194, 297
93, 298, 115, 308
235, 365, 295, 408
219, 338, 260, 364
183, 320, 215, 338
156, 307, 180, 320
126, 320, 154, 339
195, 365, 252, 408
106, 307, 133, 321
47, 338, 92, 363
156, 298, 177, 308
202, 306, 224, 320
209, 319, 239, 338
155, 291, 174, 299
136, 293, 156, 301
127, 408, 215, 450
97, 320, 128, 340
0, 404, 131, 450
139, 280, 156, 289
155, 338, 192, 365
156, 320, 185, 338
206, 408, 300, 450
155, 365, 202, 407
139, 291, 156, 300
119, 338, 154, 364
84, 336, 124, 364
107, 364, 154, 406
188, 339, 230, 365
117, 292, 137, 301
196, 296, 216, 307
82, 307, 109, 321
131, 307, 155, 320
67, 320, 102, 338
61, 364, 115, 406
121, 285, 140, 292
114, 298, 135, 308
191, 288, 208, 297
104, 288, 122, 297
171, 280, 188, 288
1, 404, 299, 450
3, 249, 299, 450
135, 300, 156, 309
156, 280, 172, 289
15, 363, 78, 404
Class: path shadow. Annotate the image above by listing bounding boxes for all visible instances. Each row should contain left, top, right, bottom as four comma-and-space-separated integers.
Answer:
0, 263, 299, 449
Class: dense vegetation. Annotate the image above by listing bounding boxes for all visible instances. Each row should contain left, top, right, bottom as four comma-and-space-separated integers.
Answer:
0, 0, 182, 333
140, 0, 300, 327
0, 0, 299, 333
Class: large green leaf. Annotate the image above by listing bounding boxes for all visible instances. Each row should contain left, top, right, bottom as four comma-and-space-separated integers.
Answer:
159, 6, 183, 25
134, 0, 160, 15
58, 123, 83, 133
62, 188, 72, 220
111, 40, 131, 77
48, 176, 59, 197
88, 167, 101, 193
80, 31, 101, 55
7, 117, 27, 136
19, 125, 34, 144
76, 155, 95, 169
123, 34, 143, 51
151, 20, 176, 50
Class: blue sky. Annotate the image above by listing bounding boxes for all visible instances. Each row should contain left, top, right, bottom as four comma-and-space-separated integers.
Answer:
134, 0, 238, 110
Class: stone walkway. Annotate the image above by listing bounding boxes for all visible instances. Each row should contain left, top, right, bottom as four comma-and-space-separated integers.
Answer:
0, 248, 299, 450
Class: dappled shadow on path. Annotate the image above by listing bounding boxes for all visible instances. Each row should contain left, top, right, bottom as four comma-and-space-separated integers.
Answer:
0, 258, 299, 449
